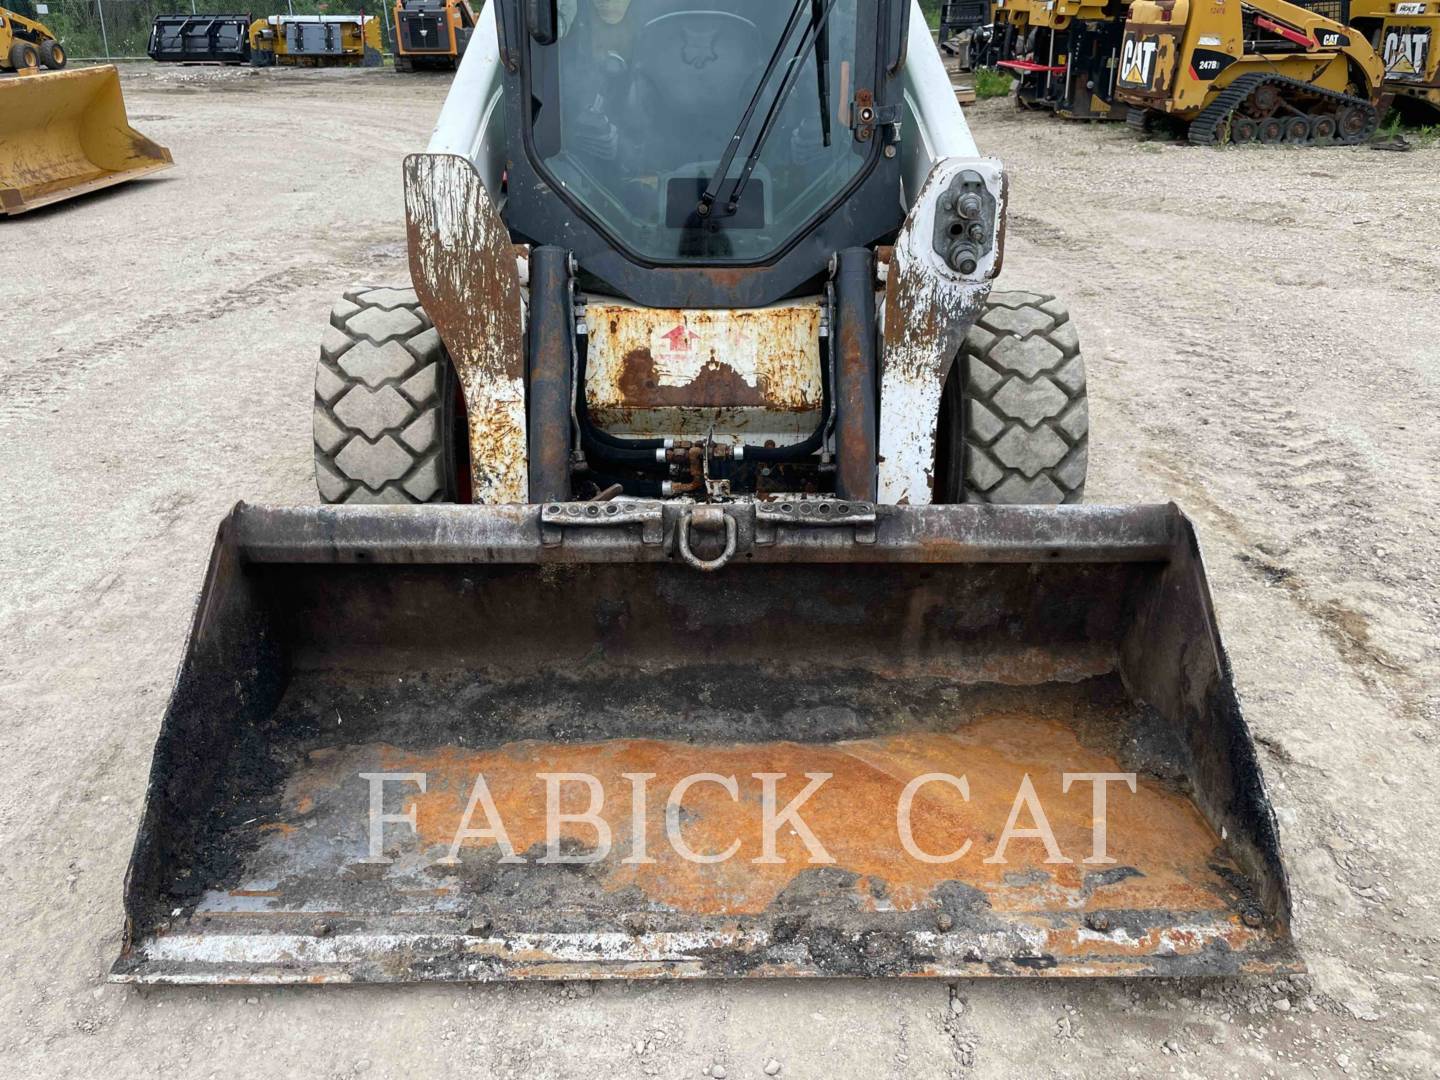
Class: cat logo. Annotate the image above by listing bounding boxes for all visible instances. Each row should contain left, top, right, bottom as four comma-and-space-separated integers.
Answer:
1317, 30, 1347, 48
1119, 35, 1160, 87
1383, 26, 1431, 78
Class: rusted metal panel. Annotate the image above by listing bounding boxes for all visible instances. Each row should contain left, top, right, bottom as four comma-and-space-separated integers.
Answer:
230, 501, 1181, 565
584, 301, 823, 440
113, 501, 1295, 983
877, 157, 1006, 505
404, 152, 528, 503
833, 248, 879, 501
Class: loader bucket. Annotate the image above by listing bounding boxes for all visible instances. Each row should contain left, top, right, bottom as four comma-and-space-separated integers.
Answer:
113, 502, 1298, 983
0, 67, 173, 216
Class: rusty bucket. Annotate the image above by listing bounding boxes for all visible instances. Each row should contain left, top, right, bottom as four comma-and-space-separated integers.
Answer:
113, 501, 1297, 983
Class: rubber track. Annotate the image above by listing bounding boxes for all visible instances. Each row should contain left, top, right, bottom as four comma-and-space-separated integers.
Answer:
1188, 72, 1378, 146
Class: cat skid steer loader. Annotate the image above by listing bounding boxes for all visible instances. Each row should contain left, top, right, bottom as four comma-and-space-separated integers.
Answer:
113, 0, 1297, 984
991, 0, 1132, 120
1117, 0, 1385, 143
1351, 0, 1440, 120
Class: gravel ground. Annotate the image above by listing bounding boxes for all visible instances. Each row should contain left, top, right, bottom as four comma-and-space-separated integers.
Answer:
1, 65, 1436, 1078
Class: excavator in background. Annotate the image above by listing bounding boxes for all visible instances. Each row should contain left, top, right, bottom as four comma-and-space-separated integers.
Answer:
1117, 0, 1384, 143
111, 0, 1297, 985
1351, 0, 1439, 119
1, 2, 65, 70
990, 0, 1131, 119
394, 0, 478, 70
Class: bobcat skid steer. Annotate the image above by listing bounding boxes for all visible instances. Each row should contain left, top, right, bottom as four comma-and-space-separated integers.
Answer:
113, 0, 1297, 983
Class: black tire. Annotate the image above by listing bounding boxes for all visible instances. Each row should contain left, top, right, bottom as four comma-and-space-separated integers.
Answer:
313, 285, 467, 504
9, 40, 39, 70
935, 291, 1087, 504
40, 39, 65, 69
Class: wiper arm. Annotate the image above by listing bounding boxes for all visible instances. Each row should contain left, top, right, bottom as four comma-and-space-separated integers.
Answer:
725, 0, 840, 216
698, 0, 809, 219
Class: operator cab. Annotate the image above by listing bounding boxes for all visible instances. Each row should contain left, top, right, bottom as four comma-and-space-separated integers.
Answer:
498, 0, 910, 306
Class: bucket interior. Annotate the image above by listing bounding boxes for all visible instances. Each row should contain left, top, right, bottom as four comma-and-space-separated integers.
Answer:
115, 551, 1296, 981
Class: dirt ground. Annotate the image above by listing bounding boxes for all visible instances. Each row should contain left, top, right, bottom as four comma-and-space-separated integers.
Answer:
1, 63, 1436, 1078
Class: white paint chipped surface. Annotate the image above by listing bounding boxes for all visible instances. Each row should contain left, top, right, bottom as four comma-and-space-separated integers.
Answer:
877, 157, 1006, 506
405, 153, 528, 503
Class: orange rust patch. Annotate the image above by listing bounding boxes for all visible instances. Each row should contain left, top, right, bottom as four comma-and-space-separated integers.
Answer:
344, 711, 1236, 919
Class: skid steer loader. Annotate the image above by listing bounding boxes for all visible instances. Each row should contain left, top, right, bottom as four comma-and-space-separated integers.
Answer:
394, 0, 478, 70
991, 0, 1131, 120
1351, 0, 1440, 120
0, 65, 174, 215
1117, 0, 1385, 143
113, 0, 1297, 983
1, 2, 65, 70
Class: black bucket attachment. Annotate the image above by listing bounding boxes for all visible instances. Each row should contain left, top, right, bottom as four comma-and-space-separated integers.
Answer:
148, 15, 254, 65
113, 502, 1297, 983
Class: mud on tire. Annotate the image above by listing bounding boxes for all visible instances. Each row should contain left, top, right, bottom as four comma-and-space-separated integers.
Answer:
936, 291, 1088, 504
313, 285, 464, 504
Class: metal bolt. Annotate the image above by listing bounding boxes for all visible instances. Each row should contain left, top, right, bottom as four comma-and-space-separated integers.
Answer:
312, 920, 332, 936
1085, 912, 1110, 932
936, 912, 954, 932
1241, 908, 1265, 928
883, 144, 896, 158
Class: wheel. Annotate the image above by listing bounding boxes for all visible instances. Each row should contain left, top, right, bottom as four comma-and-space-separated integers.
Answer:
934, 291, 1088, 504
8, 40, 39, 70
1258, 116, 1285, 143
1311, 114, 1338, 143
1231, 116, 1259, 143
1253, 84, 1280, 113
40, 39, 65, 69
1335, 103, 1371, 143
1284, 116, 1311, 144
313, 285, 468, 504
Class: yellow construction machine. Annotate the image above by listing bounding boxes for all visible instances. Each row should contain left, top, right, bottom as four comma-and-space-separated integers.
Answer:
989, 0, 1132, 119
249, 13, 384, 66
1117, 0, 1384, 143
1, 2, 65, 70
0, 65, 174, 215
394, 0, 478, 70
112, 0, 1297, 984
1351, 0, 1439, 119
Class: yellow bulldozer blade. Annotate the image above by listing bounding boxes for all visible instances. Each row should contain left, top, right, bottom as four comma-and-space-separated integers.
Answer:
0, 66, 173, 215
112, 502, 1298, 983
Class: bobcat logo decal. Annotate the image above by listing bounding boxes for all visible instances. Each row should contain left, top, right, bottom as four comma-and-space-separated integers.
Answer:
681, 29, 719, 69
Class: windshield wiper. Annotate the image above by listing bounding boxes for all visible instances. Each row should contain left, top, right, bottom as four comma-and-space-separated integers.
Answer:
697, 0, 808, 219
726, 0, 840, 216
698, 0, 839, 220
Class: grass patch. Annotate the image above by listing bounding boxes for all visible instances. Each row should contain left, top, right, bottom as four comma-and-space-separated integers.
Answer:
1379, 109, 1440, 146
973, 67, 1015, 100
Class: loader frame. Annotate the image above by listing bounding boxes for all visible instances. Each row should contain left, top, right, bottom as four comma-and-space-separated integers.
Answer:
409, 2, 1006, 507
